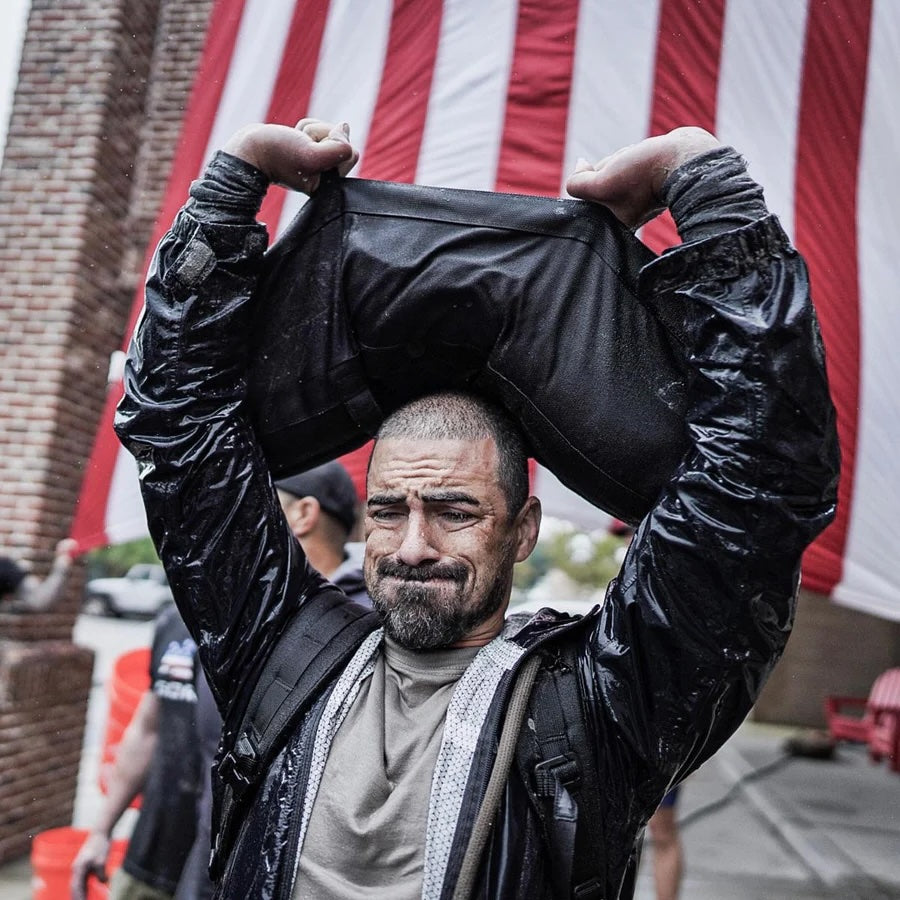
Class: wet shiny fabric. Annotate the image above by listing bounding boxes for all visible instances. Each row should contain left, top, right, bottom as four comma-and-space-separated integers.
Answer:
115, 150, 839, 899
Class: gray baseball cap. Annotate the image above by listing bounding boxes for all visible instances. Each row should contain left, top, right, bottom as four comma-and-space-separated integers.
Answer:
275, 462, 359, 533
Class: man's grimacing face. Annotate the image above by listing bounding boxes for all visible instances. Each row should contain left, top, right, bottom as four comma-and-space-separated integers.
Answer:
363, 436, 540, 650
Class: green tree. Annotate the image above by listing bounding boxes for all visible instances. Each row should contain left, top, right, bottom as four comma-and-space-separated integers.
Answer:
85, 537, 161, 579
513, 525, 627, 592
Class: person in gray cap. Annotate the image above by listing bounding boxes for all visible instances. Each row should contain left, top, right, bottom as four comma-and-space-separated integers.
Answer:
274, 461, 369, 606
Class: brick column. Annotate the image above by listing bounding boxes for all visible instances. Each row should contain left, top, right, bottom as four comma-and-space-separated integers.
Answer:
124, 0, 217, 273
0, 644, 94, 861
0, 0, 210, 863
0, 0, 164, 638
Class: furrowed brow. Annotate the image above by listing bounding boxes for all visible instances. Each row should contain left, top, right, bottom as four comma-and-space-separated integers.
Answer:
367, 493, 405, 507
421, 490, 481, 506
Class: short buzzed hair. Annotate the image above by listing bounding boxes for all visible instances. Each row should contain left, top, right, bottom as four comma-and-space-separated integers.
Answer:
374, 392, 529, 517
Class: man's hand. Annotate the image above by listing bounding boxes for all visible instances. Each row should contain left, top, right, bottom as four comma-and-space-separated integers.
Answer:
70, 831, 110, 900
55, 538, 78, 567
565, 126, 721, 229
223, 118, 359, 194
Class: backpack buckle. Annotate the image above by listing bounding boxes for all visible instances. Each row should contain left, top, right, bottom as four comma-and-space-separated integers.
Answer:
574, 877, 603, 899
534, 753, 581, 796
218, 732, 259, 789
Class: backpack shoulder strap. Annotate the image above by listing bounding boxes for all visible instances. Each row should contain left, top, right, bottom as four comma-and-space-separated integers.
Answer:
519, 642, 626, 900
211, 589, 379, 875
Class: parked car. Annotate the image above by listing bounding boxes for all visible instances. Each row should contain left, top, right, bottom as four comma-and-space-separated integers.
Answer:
83, 563, 173, 617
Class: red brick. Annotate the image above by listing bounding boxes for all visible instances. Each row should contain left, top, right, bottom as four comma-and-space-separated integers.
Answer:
0, 0, 213, 863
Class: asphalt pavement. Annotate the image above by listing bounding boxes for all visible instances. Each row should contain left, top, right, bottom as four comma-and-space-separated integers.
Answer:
1, 612, 898, 899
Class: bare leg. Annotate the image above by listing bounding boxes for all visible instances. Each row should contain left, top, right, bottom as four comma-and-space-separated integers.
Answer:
648, 805, 683, 900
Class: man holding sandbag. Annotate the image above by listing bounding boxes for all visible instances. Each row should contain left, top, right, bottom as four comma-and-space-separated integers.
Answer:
114, 120, 839, 899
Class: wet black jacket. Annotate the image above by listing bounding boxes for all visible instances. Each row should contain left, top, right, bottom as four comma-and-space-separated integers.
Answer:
115, 151, 838, 899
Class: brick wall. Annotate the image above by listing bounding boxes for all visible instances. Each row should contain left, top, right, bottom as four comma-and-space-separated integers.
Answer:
755, 588, 900, 728
0, 643, 93, 861
122, 0, 217, 287
0, 0, 163, 641
0, 0, 212, 863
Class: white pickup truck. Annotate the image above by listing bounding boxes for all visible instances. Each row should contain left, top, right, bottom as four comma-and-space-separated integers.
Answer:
83, 563, 174, 618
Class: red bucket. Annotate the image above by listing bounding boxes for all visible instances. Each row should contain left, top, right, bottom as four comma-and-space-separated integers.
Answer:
98, 648, 151, 809
31, 826, 127, 899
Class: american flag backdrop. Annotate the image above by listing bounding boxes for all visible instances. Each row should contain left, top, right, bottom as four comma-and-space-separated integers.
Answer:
71, 0, 900, 623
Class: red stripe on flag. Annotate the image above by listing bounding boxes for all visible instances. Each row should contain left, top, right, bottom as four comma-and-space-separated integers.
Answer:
798, 0, 872, 595
493, 0, 579, 488
256, 0, 332, 235
128, 0, 249, 341
494, 0, 580, 196
642, 0, 726, 253
339, 443, 374, 502
358, 0, 443, 182
71, 0, 248, 551
69, 386, 128, 552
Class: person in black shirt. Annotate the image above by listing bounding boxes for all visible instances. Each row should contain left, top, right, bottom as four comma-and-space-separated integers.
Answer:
113, 121, 839, 898
71, 605, 201, 900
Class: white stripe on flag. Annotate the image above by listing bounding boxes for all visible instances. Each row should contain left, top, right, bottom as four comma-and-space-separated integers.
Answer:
534, 466, 614, 535
277, 0, 395, 233
833, 0, 900, 621
105, 449, 151, 545
415, 0, 520, 190
563, 0, 660, 193
204, 0, 297, 169
716, 0, 807, 238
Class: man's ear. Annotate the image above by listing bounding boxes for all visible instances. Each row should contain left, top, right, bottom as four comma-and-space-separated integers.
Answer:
513, 496, 542, 563
283, 496, 322, 539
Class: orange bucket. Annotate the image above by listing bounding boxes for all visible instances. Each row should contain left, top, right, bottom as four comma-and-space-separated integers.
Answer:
31, 826, 127, 900
98, 648, 151, 809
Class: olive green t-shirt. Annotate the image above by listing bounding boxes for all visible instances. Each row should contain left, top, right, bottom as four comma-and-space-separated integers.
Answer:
293, 637, 479, 899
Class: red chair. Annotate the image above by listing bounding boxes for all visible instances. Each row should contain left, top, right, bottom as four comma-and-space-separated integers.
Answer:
825, 667, 900, 772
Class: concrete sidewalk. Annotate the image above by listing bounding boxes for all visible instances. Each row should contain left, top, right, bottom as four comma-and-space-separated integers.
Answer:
635, 723, 900, 899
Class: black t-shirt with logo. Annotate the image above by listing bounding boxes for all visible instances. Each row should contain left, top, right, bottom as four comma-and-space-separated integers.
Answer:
123, 603, 201, 893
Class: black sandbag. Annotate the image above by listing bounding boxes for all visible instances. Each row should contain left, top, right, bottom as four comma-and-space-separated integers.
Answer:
246, 175, 690, 525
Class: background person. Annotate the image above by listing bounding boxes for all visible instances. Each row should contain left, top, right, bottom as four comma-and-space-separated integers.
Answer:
72, 463, 367, 900
274, 462, 369, 606
174, 461, 369, 900
71, 604, 201, 900
0, 537, 77, 612
647, 788, 683, 900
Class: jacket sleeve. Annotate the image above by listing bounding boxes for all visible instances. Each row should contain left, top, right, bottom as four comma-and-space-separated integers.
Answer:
114, 152, 328, 723
582, 149, 840, 810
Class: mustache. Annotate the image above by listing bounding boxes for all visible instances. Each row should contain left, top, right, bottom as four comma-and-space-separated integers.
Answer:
375, 558, 468, 583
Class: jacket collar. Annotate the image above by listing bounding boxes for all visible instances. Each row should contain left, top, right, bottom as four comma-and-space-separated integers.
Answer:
503, 604, 600, 652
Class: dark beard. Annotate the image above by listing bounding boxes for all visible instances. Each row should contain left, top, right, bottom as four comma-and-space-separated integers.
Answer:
368, 556, 514, 650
